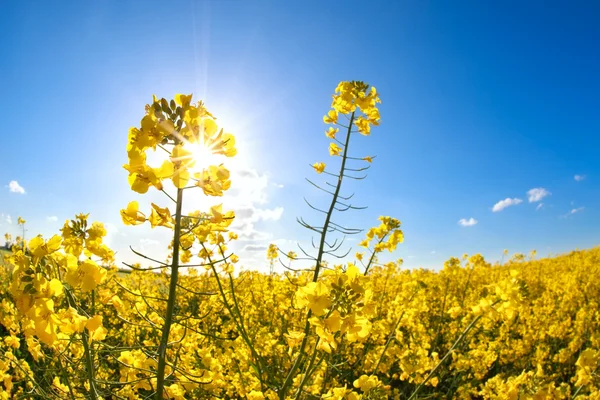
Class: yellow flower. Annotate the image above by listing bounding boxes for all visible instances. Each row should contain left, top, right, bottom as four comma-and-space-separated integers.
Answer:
354, 117, 371, 136
325, 127, 338, 139
86, 315, 107, 341
283, 330, 305, 349
323, 110, 338, 124
29, 235, 63, 257
4, 335, 20, 349
195, 165, 231, 196
174, 93, 192, 107
65, 259, 106, 292
120, 201, 147, 226
329, 143, 342, 156
296, 281, 331, 316
576, 349, 598, 369
312, 162, 326, 174
149, 203, 173, 228
266, 244, 278, 260
353, 375, 381, 392
247, 391, 265, 400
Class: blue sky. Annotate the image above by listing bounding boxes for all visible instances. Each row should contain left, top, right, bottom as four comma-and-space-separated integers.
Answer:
1, 1, 598, 271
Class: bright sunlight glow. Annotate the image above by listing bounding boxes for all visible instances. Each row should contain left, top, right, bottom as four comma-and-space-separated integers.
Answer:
185, 139, 225, 172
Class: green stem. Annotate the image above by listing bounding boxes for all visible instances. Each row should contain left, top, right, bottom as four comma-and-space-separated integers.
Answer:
280, 111, 356, 399
81, 330, 98, 399
407, 313, 482, 400
207, 246, 265, 389
155, 188, 184, 400
363, 234, 389, 276
65, 288, 98, 400
372, 289, 418, 375
58, 357, 76, 399
294, 337, 322, 398
311, 111, 355, 284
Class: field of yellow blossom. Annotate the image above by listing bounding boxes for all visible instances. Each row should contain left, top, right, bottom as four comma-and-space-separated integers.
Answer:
1, 82, 599, 399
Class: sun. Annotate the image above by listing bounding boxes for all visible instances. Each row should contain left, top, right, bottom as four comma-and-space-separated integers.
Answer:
184, 140, 221, 172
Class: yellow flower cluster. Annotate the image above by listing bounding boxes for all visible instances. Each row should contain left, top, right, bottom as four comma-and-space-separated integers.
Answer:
312, 81, 379, 175
5, 214, 112, 348
123, 94, 236, 194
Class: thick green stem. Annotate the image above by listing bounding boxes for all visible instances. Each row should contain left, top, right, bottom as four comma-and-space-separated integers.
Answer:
280, 112, 356, 399
311, 111, 355, 284
155, 188, 184, 400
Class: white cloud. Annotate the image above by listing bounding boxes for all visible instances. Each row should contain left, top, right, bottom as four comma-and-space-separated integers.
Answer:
492, 198, 523, 212
255, 207, 284, 221
458, 217, 478, 227
574, 174, 586, 182
527, 188, 550, 203
5, 214, 12, 225
536, 203, 544, 211
47, 216, 58, 222
8, 181, 25, 194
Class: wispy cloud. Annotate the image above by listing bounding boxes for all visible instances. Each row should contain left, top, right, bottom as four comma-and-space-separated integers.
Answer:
574, 174, 586, 182
492, 197, 523, 212
7, 180, 25, 194
243, 244, 269, 252
47, 216, 58, 222
458, 217, 478, 227
561, 207, 585, 218
536, 203, 544, 211
527, 188, 550, 203
0, 214, 12, 225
